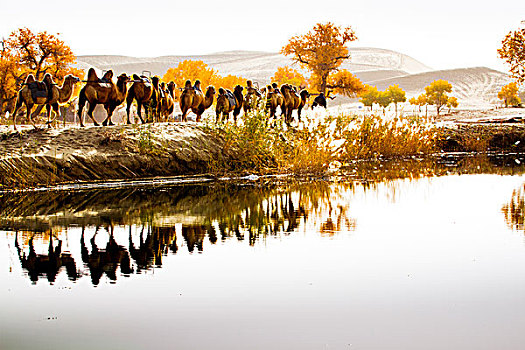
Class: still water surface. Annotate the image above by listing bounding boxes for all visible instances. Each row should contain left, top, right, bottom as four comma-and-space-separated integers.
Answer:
3, 156, 525, 349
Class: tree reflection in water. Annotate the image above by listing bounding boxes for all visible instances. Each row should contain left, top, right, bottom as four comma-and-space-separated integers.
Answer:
503, 185, 525, 231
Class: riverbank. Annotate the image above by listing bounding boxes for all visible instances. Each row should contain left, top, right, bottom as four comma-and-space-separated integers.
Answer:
2, 117, 525, 189
0, 123, 241, 188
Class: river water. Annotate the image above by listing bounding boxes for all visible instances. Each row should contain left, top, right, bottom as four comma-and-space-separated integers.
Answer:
2, 155, 525, 349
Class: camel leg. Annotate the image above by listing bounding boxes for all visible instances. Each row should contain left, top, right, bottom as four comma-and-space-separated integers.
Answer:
298, 106, 303, 122
12, 98, 23, 131
26, 102, 39, 129
125, 99, 133, 125
102, 105, 115, 126
138, 103, 146, 124
78, 88, 88, 127
45, 104, 53, 128
86, 103, 99, 127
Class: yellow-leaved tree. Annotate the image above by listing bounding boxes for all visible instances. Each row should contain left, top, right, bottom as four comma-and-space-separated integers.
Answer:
0, 28, 82, 114
424, 80, 454, 116
163, 60, 247, 99
498, 82, 521, 107
385, 84, 406, 115
281, 22, 361, 95
409, 94, 428, 113
498, 27, 525, 83
359, 85, 379, 110
163, 60, 216, 91
271, 66, 308, 88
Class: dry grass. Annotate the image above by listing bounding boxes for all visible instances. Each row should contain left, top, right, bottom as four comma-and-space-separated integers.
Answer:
204, 110, 440, 174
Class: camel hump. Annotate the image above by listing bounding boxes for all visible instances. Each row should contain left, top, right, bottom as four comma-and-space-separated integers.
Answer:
133, 74, 140, 81
24, 74, 36, 84
87, 68, 99, 82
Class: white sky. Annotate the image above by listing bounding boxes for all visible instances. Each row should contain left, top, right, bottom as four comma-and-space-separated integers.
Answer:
1, 0, 523, 72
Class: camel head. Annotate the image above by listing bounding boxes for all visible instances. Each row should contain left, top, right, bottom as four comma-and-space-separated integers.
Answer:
116, 73, 130, 85
64, 75, 81, 84
300, 90, 310, 99
151, 76, 160, 88
234, 85, 244, 94
167, 81, 176, 91
206, 86, 216, 98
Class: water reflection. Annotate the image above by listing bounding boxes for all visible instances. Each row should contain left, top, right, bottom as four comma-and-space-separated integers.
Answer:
503, 185, 525, 231
4, 181, 357, 285
5, 153, 525, 286
15, 231, 78, 283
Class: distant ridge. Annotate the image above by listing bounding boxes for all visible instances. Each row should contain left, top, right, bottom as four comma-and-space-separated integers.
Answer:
75, 48, 432, 82
75, 49, 512, 107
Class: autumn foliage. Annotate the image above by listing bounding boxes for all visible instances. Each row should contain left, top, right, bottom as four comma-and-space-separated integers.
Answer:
498, 27, 525, 83
271, 66, 308, 88
498, 82, 521, 107
162, 59, 246, 99
0, 28, 83, 113
281, 22, 361, 95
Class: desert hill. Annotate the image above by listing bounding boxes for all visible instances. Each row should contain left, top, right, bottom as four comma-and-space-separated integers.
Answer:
75, 48, 512, 108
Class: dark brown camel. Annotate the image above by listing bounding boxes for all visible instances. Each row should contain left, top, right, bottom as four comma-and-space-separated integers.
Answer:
281, 84, 309, 125
149, 76, 162, 123
77, 68, 130, 127
126, 74, 153, 124
179, 82, 216, 122
216, 85, 244, 123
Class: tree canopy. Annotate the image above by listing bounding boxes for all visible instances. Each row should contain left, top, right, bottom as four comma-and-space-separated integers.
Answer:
0, 28, 82, 113
498, 82, 521, 107
271, 66, 308, 88
281, 22, 359, 95
498, 27, 525, 83
424, 80, 453, 116
162, 59, 246, 99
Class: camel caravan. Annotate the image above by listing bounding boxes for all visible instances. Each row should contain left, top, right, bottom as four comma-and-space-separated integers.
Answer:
10, 67, 325, 130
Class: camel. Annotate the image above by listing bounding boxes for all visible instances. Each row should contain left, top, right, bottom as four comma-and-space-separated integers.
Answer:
11, 73, 79, 130
125, 74, 153, 124
216, 85, 244, 123
42, 74, 81, 127
77, 68, 130, 127
311, 90, 335, 109
179, 82, 216, 122
158, 81, 175, 122
149, 76, 162, 123
264, 85, 285, 120
281, 84, 310, 125
243, 80, 262, 114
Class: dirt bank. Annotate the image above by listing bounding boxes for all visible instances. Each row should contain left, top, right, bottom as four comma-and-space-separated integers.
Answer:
0, 123, 239, 189
2, 118, 525, 189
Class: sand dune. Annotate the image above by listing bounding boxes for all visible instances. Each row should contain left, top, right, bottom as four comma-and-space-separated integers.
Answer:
368, 67, 512, 108
75, 48, 511, 108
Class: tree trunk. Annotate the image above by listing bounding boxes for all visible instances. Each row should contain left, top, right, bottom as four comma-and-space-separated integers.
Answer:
320, 75, 328, 95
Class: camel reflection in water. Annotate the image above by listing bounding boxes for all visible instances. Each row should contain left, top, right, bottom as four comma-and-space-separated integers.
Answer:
15, 231, 78, 284
7, 181, 357, 285
81, 225, 133, 285
129, 225, 178, 270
